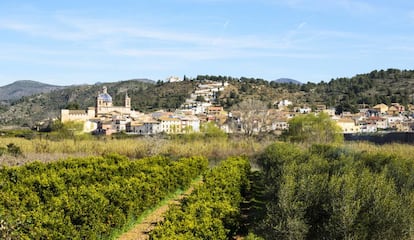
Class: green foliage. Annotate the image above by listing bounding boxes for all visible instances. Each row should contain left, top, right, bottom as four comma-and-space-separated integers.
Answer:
65, 102, 80, 110
6, 143, 22, 157
150, 156, 251, 240
200, 122, 227, 139
0, 129, 35, 139
283, 112, 343, 145
0, 154, 208, 239
0, 143, 23, 157
256, 143, 414, 239
47, 120, 85, 140
195, 95, 206, 102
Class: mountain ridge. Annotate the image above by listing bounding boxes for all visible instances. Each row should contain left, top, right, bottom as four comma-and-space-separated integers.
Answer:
0, 80, 66, 101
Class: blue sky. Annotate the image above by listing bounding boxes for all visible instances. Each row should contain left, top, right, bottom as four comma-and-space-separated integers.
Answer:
1, 0, 414, 86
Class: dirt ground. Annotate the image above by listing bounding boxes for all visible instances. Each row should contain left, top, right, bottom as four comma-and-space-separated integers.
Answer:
117, 182, 199, 240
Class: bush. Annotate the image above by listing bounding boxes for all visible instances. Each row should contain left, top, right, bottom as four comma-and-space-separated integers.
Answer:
6, 143, 22, 157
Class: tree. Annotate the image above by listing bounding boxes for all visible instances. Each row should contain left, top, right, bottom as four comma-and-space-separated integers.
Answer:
231, 99, 269, 136
65, 102, 80, 110
283, 112, 343, 145
201, 122, 227, 139
196, 95, 206, 102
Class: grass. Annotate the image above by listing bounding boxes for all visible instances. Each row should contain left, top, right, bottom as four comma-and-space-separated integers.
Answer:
346, 141, 414, 158
0, 136, 270, 166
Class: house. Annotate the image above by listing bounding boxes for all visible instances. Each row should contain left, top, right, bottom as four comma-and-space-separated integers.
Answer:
387, 106, 399, 116
337, 118, 359, 134
372, 103, 389, 114
297, 107, 311, 114
207, 106, 224, 116
386, 115, 405, 130
365, 116, 387, 131
277, 100, 292, 110
167, 76, 182, 82
180, 115, 200, 133
271, 118, 289, 131
359, 121, 377, 133
158, 116, 182, 134
391, 103, 405, 113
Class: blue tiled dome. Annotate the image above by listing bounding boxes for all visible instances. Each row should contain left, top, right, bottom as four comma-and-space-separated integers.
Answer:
99, 93, 112, 102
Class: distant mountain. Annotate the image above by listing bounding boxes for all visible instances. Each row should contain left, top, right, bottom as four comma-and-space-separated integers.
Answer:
0, 80, 66, 101
94, 78, 155, 85
272, 78, 302, 85
127, 78, 156, 84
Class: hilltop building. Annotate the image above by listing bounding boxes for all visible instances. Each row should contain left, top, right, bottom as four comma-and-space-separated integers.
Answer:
167, 76, 182, 83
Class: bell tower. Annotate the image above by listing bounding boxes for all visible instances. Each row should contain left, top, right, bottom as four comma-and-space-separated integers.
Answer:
125, 92, 131, 108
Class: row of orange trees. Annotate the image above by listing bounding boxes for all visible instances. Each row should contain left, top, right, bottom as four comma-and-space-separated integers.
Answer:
0, 153, 208, 239
149, 156, 251, 240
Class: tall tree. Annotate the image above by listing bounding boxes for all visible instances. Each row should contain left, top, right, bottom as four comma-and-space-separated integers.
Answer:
231, 99, 269, 136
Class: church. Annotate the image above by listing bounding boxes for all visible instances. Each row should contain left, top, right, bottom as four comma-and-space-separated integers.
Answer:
95, 86, 132, 117
61, 86, 134, 132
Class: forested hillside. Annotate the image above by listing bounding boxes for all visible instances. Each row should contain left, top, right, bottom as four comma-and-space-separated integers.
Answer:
209, 69, 414, 113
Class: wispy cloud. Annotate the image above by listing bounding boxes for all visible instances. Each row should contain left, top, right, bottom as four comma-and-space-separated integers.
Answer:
0, 13, 320, 61
266, 0, 379, 14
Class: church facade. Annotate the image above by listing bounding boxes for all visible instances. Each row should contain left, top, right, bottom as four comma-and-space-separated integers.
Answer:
95, 86, 131, 117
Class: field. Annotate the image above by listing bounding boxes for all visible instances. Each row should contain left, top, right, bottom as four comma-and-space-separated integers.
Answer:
1, 135, 414, 239
0, 135, 268, 167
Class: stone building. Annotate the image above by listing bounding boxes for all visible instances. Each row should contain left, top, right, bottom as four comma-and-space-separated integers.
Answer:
61, 86, 133, 133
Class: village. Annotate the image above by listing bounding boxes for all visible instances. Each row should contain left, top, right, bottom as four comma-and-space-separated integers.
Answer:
60, 77, 414, 136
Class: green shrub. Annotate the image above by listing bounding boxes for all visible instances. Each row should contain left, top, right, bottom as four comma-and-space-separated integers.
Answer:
7, 143, 22, 157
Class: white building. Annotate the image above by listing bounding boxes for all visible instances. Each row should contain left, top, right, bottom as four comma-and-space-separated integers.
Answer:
180, 115, 200, 133
167, 76, 182, 82
278, 99, 292, 110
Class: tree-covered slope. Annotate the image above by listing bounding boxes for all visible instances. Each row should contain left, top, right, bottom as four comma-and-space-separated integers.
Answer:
215, 69, 414, 113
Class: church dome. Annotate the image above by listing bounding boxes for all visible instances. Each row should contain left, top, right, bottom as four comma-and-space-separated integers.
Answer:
98, 92, 112, 102
98, 86, 112, 102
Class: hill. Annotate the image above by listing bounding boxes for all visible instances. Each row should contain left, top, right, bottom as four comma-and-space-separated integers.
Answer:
1, 69, 414, 128
208, 69, 414, 113
0, 80, 66, 101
